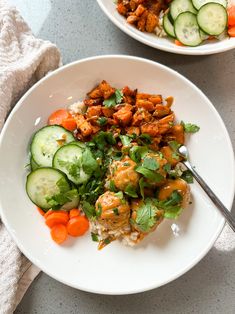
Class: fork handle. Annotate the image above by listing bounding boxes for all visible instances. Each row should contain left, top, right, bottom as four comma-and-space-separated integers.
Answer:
183, 160, 235, 232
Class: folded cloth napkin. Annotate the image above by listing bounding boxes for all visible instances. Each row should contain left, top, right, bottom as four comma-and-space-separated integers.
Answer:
0, 1, 60, 313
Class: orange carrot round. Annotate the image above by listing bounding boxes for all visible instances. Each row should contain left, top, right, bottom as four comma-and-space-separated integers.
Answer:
36, 206, 45, 216
228, 6, 235, 26
69, 208, 81, 219
67, 216, 89, 237
50, 224, 68, 244
48, 109, 71, 125
44, 209, 67, 219
45, 212, 69, 228
61, 118, 77, 131
175, 39, 184, 46
228, 26, 235, 37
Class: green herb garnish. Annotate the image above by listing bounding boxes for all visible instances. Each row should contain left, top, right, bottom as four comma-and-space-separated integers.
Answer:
81, 201, 96, 219
113, 208, 119, 215
135, 166, 164, 183
97, 116, 108, 126
142, 157, 159, 171
181, 121, 200, 133
181, 170, 193, 183
103, 89, 123, 108
91, 232, 99, 242
129, 146, 148, 163
119, 135, 133, 146
46, 188, 79, 210
124, 184, 138, 198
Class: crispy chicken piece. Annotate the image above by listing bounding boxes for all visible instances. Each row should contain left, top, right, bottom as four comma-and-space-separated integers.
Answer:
75, 114, 93, 137
88, 80, 115, 100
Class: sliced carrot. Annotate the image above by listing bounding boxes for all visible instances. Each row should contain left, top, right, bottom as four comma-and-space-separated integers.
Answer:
228, 26, 235, 37
228, 6, 235, 26
36, 207, 45, 216
61, 118, 77, 131
67, 216, 89, 237
69, 208, 81, 219
50, 224, 68, 244
208, 36, 215, 40
48, 109, 71, 126
44, 209, 67, 219
175, 39, 184, 46
45, 212, 69, 228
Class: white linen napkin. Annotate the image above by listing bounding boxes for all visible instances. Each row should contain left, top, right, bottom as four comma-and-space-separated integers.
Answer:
0, 1, 60, 313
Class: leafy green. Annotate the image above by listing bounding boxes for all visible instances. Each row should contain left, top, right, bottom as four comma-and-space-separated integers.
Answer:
129, 146, 148, 163
163, 163, 171, 173
56, 177, 71, 193
91, 131, 116, 150
58, 158, 81, 181
142, 157, 159, 171
113, 208, 119, 215
157, 191, 183, 219
135, 166, 164, 183
103, 89, 123, 108
124, 184, 138, 198
181, 170, 194, 184
97, 116, 108, 126
81, 148, 98, 175
139, 177, 151, 199
115, 191, 124, 200
168, 140, 181, 160
46, 189, 78, 210
109, 180, 117, 192
133, 198, 159, 233
81, 201, 96, 219
119, 135, 133, 147
91, 232, 99, 242
103, 94, 116, 108
138, 134, 152, 145
181, 121, 200, 133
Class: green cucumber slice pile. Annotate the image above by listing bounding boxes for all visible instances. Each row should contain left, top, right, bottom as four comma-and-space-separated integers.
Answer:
163, 0, 228, 46
27, 125, 98, 211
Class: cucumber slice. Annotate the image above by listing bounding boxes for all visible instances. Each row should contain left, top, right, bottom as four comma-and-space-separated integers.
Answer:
26, 168, 71, 209
163, 13, 176, 38
192, 0, 227, 10
197, 3, 227, 36
170, 0, 197, 20
30, 156, 40, 171
175, 12, 202, 46
31, 125, 74, 167
69, 141, 86, 149
53, 144, 89, 185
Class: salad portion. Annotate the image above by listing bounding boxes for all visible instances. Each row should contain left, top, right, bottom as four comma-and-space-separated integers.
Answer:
26, 80, 199, 248
115, 0, 235, 46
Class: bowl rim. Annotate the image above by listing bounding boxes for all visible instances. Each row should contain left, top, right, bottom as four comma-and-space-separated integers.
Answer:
96, 0, 235, 56
0, 55, 234, 294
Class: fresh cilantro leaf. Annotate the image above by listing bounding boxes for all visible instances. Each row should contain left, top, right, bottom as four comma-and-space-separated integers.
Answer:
46, 189, 78, 210
82, 148, 98, 175
115, 191, 124, 200
91, 131, 116, 150
103, 94, 116, 108
96, 203, 102, 217
181, 170, 194, 183
91, 232, 99, 242
157, 191, 183, 219
133, 198, 159, 232
56, 177, 71, 193
172, 153, 180, 160
142, 157, 159, 171
138, 134, 152, 145
123, 162, 130, 166
104, 238, 111, 244
98, 116, 108, 126
115, 89, 124, 104
163, 163, 171, 173
139, 178, 152, 199
119, 135, 133, 146
109, 180, 117, 192
181, 121, 200, 133
57, 158, 81, 181
103, 89, 123, 108
135, 166, 164, 183
113, 208, 119, 215
81, 201, 96, 219
124, 184, 138, 198
168, 140, 181, 152
129, 146, 148, 163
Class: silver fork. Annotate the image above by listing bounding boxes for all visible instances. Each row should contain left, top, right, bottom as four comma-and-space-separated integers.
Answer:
178, 145, 235, 232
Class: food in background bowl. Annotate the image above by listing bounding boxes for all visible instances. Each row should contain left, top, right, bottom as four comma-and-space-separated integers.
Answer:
115, 0, 235, 46
25, 80, 199, 248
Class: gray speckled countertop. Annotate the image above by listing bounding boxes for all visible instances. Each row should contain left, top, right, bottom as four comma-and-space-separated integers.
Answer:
9, 0, 235, 313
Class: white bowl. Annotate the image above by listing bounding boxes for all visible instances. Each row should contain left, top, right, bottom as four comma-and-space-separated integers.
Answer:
97, 0, 235, 55
0, 55, 234, 294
